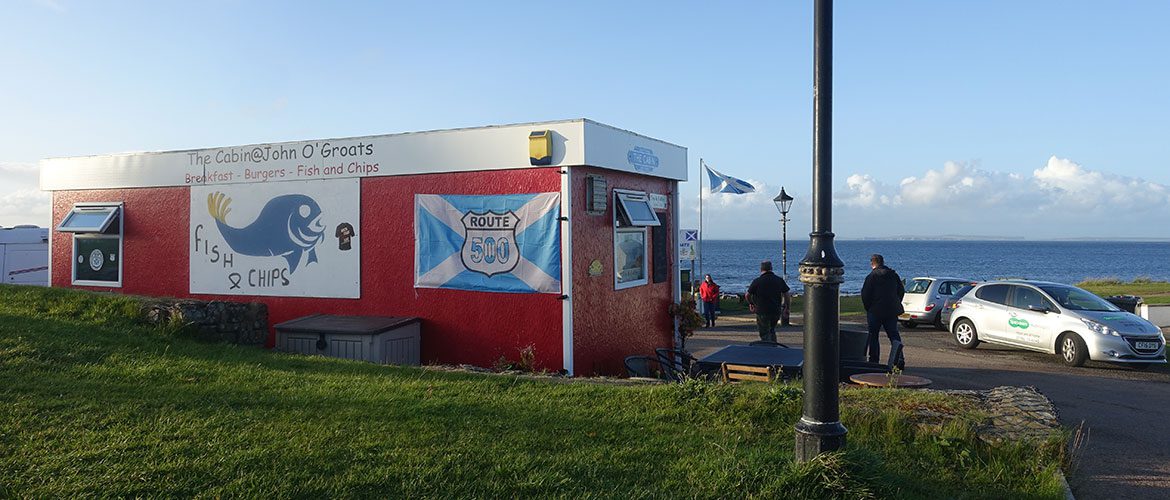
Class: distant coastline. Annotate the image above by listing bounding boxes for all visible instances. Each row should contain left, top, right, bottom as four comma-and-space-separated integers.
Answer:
685, 239, 1170, 294
699, 236, 1170, 242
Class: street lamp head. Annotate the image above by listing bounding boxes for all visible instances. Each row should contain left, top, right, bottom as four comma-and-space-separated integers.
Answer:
773, 187, 794, 215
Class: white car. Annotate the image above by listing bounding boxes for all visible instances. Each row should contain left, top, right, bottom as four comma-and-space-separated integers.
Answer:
900, 276, 976, 330
949, 280, 1167, 368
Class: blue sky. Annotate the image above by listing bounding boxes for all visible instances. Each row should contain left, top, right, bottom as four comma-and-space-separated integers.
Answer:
2, 1, 1168, 239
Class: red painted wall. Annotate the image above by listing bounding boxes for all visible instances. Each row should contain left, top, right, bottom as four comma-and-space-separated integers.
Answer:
570, 167, 675, 376
52, 168, 566, 371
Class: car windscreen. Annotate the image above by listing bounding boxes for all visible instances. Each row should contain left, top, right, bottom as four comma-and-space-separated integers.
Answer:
905, 279, 930, 294
1038, 285, 1121, 312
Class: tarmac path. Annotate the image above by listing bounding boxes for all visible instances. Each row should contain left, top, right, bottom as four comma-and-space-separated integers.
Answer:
689, 314, 1170, 500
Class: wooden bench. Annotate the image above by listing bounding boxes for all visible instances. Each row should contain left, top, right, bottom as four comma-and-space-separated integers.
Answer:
721, 363, 775, 383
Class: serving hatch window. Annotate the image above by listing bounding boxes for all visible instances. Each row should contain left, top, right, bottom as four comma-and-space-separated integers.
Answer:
614, 229, 647, 289
614, 191, 661, 227
57, 205, 120, 233
612, 189, 655, 290
57, 202, 123, 287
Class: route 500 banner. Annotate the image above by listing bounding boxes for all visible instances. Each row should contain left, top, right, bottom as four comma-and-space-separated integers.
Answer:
415, 193, 561, 294
190, 179, 360, 298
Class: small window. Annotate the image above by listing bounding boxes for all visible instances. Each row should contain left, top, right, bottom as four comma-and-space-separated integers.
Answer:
614, 228, 648, 289
60, 203, 124, 287
1010, 286, 1054, 311
57, 206, 120, 233
976, 284, 1011, 305
614, 191, 661, 227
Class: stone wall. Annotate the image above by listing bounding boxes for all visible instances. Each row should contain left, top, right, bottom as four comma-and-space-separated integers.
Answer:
142, 298, 268, 346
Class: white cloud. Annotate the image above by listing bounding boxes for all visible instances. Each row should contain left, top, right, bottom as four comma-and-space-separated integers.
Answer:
690, 156, 1170, 239
701, 177, 776, 209
831, 156, 1170, 238
840, 173, 891, 207
682, 178, 812, 239
1033, 156, 1170, 212
0, 162, 51, 227
837, 161, 1043, 210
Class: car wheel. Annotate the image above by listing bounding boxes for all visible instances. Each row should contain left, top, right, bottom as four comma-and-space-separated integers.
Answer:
953, 319, 979, 349
933, 313, 945, 330
902, 321, 917, 329
1058, 333, 1089, 367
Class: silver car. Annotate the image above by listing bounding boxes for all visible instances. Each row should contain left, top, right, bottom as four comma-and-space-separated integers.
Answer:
949, 280, 1167, 368
900, 277, 976, 330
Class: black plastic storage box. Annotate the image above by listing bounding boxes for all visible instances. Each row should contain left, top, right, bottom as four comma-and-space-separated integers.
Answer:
274, 314, 421, 366
1105, 295, 1143, 313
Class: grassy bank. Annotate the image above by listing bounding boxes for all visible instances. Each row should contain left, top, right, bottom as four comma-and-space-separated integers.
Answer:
1078, 278, 1170, 305
0, 285, 1066, 498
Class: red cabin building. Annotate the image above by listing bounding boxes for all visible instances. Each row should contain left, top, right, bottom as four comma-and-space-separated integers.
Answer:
41, 119, 686, 376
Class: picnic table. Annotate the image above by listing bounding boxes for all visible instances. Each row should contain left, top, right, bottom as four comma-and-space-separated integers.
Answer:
696, 345, 804, 377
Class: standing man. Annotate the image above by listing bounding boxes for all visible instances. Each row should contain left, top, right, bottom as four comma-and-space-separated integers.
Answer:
861, 254, 906, 367
746, 260, 791, 343
698, 274, 721, 328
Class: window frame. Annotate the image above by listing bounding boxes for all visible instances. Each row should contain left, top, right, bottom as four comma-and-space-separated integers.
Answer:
613, 189, 661, 227
56, 205, 120, 233
64, 202, 124, 288
905, 278, 931, 294
1008, 285, 1057, 311
975, 283, 1011, 305
937, 281, 961, 295
613, 227, 649, 290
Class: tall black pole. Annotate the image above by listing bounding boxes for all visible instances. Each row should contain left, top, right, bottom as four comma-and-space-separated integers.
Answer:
795, 0, 847, 462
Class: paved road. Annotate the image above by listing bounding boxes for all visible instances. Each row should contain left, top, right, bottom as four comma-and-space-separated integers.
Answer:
689, 315, 1170, 500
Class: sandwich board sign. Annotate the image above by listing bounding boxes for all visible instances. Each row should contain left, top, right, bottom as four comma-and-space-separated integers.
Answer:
679, 229, 698, 261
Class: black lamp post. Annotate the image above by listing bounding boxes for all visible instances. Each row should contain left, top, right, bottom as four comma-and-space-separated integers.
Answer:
795, 0, 847, 462
773, 187, 794, 277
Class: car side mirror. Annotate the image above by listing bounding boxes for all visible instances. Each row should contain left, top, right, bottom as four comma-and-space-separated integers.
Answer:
1026, 304, 1050, 314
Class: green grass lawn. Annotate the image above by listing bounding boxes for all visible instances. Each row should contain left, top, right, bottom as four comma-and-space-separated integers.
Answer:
0, 285, 1067, 498
1078, 278, 1170, 305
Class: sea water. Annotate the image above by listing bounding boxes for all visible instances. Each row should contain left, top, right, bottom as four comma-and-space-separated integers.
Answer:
684, 240, 1170, 295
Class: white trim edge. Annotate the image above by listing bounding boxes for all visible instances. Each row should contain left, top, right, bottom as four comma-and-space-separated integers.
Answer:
560, 168, 574, 376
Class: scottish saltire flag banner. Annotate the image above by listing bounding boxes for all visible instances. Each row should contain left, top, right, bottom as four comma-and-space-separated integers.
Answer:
704, 162, 756, 194
415, 193, 561, 293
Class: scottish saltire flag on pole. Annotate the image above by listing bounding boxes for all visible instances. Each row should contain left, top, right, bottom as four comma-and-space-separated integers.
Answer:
415, 193, 561, 293
704, 162, 756, 194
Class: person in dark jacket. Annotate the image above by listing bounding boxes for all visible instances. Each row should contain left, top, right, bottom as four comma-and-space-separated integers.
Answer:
861, 254, 906, 366
745, 260, 790, 342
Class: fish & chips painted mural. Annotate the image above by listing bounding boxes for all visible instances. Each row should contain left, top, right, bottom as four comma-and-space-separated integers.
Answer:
190, 179, 360, 298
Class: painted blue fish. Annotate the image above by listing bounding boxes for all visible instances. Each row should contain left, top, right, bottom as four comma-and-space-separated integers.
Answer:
207, 192, 326, 273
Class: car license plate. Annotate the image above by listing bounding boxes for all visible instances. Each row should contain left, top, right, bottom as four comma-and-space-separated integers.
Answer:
898, 313, 910, 320
1135, 341, 1160, 350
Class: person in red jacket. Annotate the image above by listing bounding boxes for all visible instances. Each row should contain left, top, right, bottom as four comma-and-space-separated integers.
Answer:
699, 274, 721, 328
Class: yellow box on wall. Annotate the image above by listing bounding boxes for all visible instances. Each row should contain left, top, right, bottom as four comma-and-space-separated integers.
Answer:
529, 130, 552, 165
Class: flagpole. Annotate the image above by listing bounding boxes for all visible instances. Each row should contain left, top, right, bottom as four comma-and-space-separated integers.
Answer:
698, 158, 703, 281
